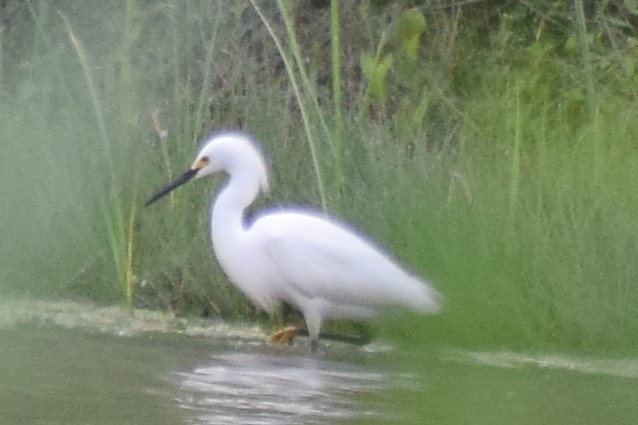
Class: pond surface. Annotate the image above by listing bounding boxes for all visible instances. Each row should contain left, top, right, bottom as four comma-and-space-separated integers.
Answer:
1, 301, 637, 425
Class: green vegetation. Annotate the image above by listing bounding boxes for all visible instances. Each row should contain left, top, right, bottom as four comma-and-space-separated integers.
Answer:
1, 0, 637, 354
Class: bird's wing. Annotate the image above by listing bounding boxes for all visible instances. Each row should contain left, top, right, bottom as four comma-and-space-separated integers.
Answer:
250, 211, 438, 312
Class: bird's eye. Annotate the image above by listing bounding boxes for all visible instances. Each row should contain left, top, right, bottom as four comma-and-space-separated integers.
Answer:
200, 156, 209, 164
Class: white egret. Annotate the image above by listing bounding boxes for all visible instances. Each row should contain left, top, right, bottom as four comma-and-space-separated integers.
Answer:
146, 132, 442, 351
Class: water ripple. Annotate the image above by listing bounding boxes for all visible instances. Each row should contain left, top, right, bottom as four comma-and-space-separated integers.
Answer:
175, 352, 385, 425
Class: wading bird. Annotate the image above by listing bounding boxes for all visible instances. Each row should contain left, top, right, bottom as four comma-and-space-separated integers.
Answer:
146, 132, 442, 351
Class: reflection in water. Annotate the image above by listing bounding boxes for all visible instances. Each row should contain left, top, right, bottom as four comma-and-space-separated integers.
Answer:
176, 352, 386, 425
5, 302, 638, 425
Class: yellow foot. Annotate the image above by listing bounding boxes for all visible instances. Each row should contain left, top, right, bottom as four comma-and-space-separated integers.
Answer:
268, 325, 300, 345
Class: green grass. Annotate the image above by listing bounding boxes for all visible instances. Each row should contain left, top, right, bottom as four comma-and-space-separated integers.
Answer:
381, 71, 638, 353
1, 1, 637, 354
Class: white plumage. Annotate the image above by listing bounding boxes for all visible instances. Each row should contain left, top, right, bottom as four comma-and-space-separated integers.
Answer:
146, 132, 442, 350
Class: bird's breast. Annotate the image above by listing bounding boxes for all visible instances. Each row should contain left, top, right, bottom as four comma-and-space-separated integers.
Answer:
211, 234, 281, 314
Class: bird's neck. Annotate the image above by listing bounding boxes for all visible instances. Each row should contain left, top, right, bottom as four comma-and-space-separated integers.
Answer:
210, 170, 261, 247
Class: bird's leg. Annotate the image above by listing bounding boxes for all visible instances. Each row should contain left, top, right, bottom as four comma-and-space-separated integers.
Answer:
267, 302, 302, 346
310, 338, 319, 353
304, 308, 322, 353
268, 325, 300, 345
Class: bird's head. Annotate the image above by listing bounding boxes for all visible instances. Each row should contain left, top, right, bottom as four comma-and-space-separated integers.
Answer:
145, 131, 269, 207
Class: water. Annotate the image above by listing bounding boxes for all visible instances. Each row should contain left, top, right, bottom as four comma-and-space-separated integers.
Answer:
177, 352, 383, 424
1, 301, 637, 425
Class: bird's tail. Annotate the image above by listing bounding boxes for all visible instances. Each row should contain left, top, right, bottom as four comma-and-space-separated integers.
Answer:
404, 276, 443, 314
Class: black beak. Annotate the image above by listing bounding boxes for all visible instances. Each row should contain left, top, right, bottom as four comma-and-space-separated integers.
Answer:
145, 168, 199, 207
